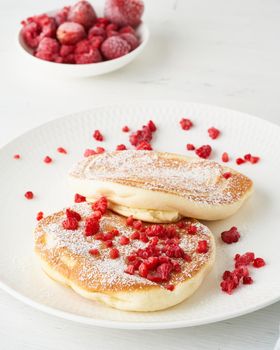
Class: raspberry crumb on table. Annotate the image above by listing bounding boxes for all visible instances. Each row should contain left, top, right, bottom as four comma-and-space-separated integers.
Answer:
24, 191, 34, 200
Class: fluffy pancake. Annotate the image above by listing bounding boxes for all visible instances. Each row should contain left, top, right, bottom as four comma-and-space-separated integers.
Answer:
69, 150, 253, 222
34, 202, 215, 312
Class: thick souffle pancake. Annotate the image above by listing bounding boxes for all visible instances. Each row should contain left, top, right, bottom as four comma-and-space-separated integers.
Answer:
34, 201, 215, 312
69, 150, 253, 222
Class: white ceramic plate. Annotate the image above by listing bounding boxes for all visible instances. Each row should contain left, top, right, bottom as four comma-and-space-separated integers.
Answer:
1, 101, 279, 329
17, 9, 149, 78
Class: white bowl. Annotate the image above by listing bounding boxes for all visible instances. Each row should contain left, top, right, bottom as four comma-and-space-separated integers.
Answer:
17, 11, 149, 78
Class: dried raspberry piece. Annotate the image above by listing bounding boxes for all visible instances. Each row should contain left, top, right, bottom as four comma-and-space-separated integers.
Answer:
186, 144, 195, 151
66, 208, 81, 221
93, 130, 104, 141
101, 36, 131, 59
250, 156, 260, 164
116, 144, 127, 151
138, 262, 148, 277
196, 240, 208, 253
88, 25, 106, 39
103, 232, 114, 241
235, 252, 255, 268
57, 147, 67, 154
122, 125, 130, 132
253, 257, 266, 268
119, 25, 136, 35
57, 22, 86, 45
208, 127, 220, 139
184, 254, 192, 262
62, 217, 78, 230
195, 145, 212, 159
157, 262, 173, 281
188, 225, 197, 235
92, 196, 108, 214
125, 265, 135, 275
74, 193, 86, 203
165, 285, 175, 291
129, 127, 152, 147
223, 172, 232, 179
60, 44, 75, 57
180, 118, 193, 131
109, 248, 120, 259
96, 147, 105, 154
126, 216, 134, 226
244, 154, 252, 161
111, 229, 120, 237
130, 231, 140, 240
132, 220, 142, 229
44, 156, 52, 164
84, 217, 99, 236
221, 226, 240, 244
119, 235, 130, 245
236, 157, 245, 165
84, 148, 96, 157
89, 248, 100, 256
68, 0, 97, 28
221, 152, 229, 162
25, 191, 34, 200
136, 141, 152, 150
120, 33, 139, 50
146, 120, 156, 132
104, 240, 113, 248
106, 23, 119, 31
36, 211, 44, 221
243, 276, 253, 284
104, 0, 144, 28
140, 233, 149, 243
95, 232, 105, 241
89, 36, 104, 49
220, 279, 236, 294
13, 154, 21, 159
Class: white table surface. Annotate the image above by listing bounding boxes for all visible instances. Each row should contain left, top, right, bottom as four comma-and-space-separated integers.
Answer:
1, 0, 280, 348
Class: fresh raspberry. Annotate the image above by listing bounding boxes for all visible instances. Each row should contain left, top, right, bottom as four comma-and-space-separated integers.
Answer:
122, 125, 130, 132
223, 172, 232, 179
84, 148, 96, 157
236, 157, 245, 165
74, 193, 86, 203
88, 25, 106, 39
57, 147, 67, 154
89, 248, 100, 256
120, 33, 139, 50
109, 248, 120, 259
116, 144, 127, 150
208, 127, 220, 139
119, 25, 136, 35
221, 152, 229, 162
84, 218, 99, 236
62, 217, 79, 230
66, 208, 81, 221
54, 6, 70, 26
253, 257, 266, 268
104, 0, 144, 28
119, 235, 130, 245
196, 240, 208, 253
44, 156, 52, 164
92, 196, 108, 214
195, 145, 212, 159
243, 276, 253, 284
136, 141, 152, 150
101, 36, 131, 59
126, 216, 134, 226
56, 22, 86, 45
180, 118, 193, 131
13, 154, 21, 159
68, 0, 97, 28
93, 130, 104, 141
221, 226, 240, 244
36, 211, 44, 221
25, 191, 34, 200
186, 144, 195, 151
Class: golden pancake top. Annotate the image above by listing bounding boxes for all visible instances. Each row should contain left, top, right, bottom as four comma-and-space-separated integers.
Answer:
70, 150, 253, 206
34, 203, 214, 293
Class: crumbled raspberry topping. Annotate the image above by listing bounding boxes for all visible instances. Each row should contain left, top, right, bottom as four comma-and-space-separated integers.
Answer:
62, 217, 79, 230
180, 118, 193, 131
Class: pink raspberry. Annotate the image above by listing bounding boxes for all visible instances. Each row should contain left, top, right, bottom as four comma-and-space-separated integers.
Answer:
74, 39, 102, 64
101, 36, 130, 59
56, 22, 86, 45
120, 33, 139, 50
104, 0, 144, 28
37, 37, 60, 54
54, 6, 70, 25
68, 0, 97, 28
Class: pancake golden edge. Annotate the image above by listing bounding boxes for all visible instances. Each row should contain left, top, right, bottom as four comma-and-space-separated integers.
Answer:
68, 150, 253, 223
34, 203, 215, 312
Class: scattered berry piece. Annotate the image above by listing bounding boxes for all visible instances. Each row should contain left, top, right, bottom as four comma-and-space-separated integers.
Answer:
243, 276, 253, 284
89, 248, 100, 256
186, 144, 195, 151
25, 191, 34, 200
222, 172, 232, 179
66, 208, 81, 221
122, 125, 130, 132
109, 248, 120, 259
147, 120, 157, 132
36, 211, 44, 221
92, 196, 108, 214
44, 156, 52, 164
221, 226, 240, 244
57, 147, 67, 154
84, 217, 99, 236
136, 141, 152, 150
62, 217, 79, 230
180, 118, 193, 131
93, 130, 104, 142
187, 225, 197, 235
253, 257, 266, 268
250, 156, 260, 164
84, 148, 96, 157
119, 235, 130, 245
208, 127, 220, 139
165, 285, 175, 291
196, 240, 208, 253
236, 157, 245, 165
195, 145, 212, 159
74, 193, 86, 203
221, 152, 229, 162
96, 147, 105, 154
116, 144, 127, 151
13, 154, 21, 159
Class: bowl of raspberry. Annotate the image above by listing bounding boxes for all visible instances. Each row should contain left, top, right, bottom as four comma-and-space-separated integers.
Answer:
17, 0, 149, 77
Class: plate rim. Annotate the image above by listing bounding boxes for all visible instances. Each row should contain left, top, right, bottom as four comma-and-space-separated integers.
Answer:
1, 100, 280, 329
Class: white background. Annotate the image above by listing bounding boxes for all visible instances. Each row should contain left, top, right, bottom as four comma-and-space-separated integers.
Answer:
0, 0, 280, 348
